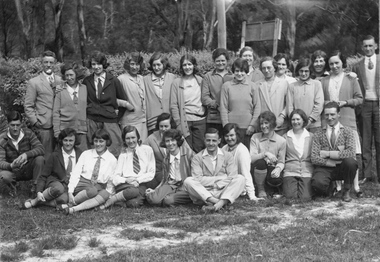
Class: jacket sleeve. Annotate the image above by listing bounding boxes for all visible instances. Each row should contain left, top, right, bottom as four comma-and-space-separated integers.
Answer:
0, 140, 11, 170
219, 83, 229, 127
112, 154, 127, 186
286, 84, 295, 117
25, 131, 45, 159
36, 153, 55, 193
53, 91, 62, 138
250, 83, 261, 127
311, 132, 328, 166
169, 80, 181, 127
24, 80, 38, 126
136, 147, 156, 184
201, 74, 216, 107
346, 78, 363, 107
309, 81, 324, 121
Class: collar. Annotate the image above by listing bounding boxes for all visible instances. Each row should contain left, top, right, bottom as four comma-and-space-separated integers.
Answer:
367, 53, 376, 61
202, 148, 224, 157
43, 72, 55, 79
152, 73, 165, 81
65, 83, 78, 94
211, 69, 232, 76
62, 148, 76, 158
7, 128, 24, 143
169, 152, 181, 163
94, 72, 106, 81
326, 122, 341, 131
259, 132, 277, 142
287, 129, 310, 139
91, 149, 108, 159
300, 79, 312, 85
127, 73, 140, 82
231, 78, 249, 85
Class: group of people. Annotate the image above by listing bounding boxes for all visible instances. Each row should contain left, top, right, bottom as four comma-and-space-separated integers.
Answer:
0, 34, 378, 213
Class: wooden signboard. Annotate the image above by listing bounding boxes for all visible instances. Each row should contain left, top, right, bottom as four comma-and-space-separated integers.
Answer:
241, 18, 282, 56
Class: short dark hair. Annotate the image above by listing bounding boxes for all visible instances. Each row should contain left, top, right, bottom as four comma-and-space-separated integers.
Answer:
148, 52, 170, 72
42, 50, 56, 59
289, 109, 309, 128
363, 35, 376, 42
311, 50, 327, 64
260, 56, 278, 72
122, 126, 142, 147
324, 101, 340, 113
179, 54, 199, 76
326, 50, 347, 71
223, 123, 241, 145
88, 51, 109, 69
232, 58, 249, 74
295, 58, 312, 77
57, 128, 80, 147
205, 127, 219, 138
91, 129, 112, 146
239, 46, 259, 62
212, 48, 229, 61
160, 129, 184, 148
60, 62, 81, 81
155, 113, 177, 130
124, 52, 145, 74
7, 111, 22, 123
274, 53, 290, 68
258, 111, 277, 130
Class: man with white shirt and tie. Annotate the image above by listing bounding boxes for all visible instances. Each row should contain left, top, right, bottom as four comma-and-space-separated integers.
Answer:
82, 51, 131, 157
24, 50, 63, 162
53, 63, 88, 152
311, 102, 357, 202
23, 128, 83, 209
351, 35, 380, 184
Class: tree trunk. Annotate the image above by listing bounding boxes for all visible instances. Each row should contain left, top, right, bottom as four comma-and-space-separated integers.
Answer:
33, 0, 46, 55
51, 0, 65, 62
77, 0, 86, 65
285, 0, 296, 58
205, 0, 216, 50
14, 0, 33, 59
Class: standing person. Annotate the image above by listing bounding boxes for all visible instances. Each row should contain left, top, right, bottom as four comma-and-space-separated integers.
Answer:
351, 35, 380, 184
23, 128, 82, 209
274, 53, 297, 85
311, 102, 357, 202
100, 126, 155, 209
82, 51, 131, 158
184, 128, 246, 212
170, 54, 206, 153
144, 53, 177, 134
239, 46, 264, 82
321, 50, 363, 194
53, 63, 88, 152
201, 48, 234, 133
250, 111, 286, 198
283, 109, 314, 200
220, 58, 261, 148
24, 50, 62, 158
311, 50, 329, 81
0, 111, 45, 195
256, 56, 289, 136
62, 129, 117, 214
146, 129, 194, 207
118, 52, 148, 141
287, 58, 324, 134
222, 123, 260, 201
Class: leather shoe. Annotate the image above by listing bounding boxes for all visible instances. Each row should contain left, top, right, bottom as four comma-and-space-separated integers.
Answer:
342, 189, 352, 202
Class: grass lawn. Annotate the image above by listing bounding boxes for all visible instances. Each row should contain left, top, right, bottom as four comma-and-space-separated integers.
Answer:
1, 180, 380, 262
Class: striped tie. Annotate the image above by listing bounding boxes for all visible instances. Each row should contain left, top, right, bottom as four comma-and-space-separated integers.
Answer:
65, 156, 73, 183
91, 156, 101, 184
73, 91, 78, 106
133, 150, 140, 174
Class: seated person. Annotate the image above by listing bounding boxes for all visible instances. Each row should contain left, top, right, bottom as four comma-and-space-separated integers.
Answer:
146, 129, 194, 206
283, 109, 313, 200
184, 128, 245, 211
221, 123, 260, 201
143, 113, 177, 189
62, 129, 117, 214
100, 126, 155, 209
23, 128, 83, 208
0, 111, 44, 195
311, 101, 357, 202
250, 111, 286, 199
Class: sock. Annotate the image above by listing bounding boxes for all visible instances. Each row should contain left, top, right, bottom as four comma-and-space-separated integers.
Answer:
336, 181, 342, 191
71, 194, 106, 213
101, 191, 126, 209
24, 188, 54, 208
24, 197, 38, 208
74, 190, 89, 204
254, 169, 267, 197
353, 170, 360, 192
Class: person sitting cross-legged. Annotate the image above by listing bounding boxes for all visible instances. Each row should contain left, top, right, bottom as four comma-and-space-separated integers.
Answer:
146, 129, 194, 207
100, 126, 155, 209
311, 101, 357, 202
0, 111, 45, 196
183, 128, 246, 212
23, 128, 83, 209
61, 129, 117, 214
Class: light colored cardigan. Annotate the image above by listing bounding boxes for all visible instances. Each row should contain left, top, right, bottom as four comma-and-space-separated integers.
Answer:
169, 75, 203, 138
283, 130, 314, 178
143, 72, 176, 131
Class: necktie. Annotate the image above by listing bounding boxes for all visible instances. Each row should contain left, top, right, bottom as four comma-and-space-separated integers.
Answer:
97, 79, 102, 99
73, 91, 78, 106
330, 126, 336, 148
65, 155, 73, 183
368, 58, 374, 70
91, 156, 101, 184
49, 76, 54, 87
133, 150, 140, 174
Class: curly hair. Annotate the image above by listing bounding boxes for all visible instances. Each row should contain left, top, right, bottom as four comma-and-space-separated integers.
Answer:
160, 129, 184, 148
